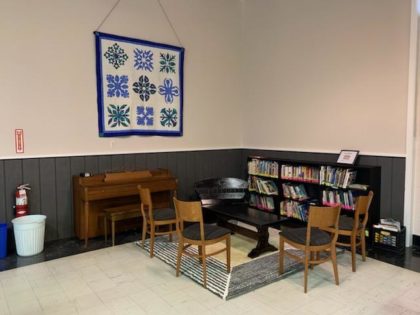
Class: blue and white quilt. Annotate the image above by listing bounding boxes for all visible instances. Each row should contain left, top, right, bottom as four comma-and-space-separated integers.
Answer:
95, 32, 184, 137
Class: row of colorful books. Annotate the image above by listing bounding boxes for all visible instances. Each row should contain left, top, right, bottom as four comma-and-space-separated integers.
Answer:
249, 194, 275, 211
248, 159, 279, 178
319, 166, 357, 189
321, 190, 355, 210
280, 165, 319, 183
280, 200, 308, 221
282, 183, 308, 200
248, 176, 278, 195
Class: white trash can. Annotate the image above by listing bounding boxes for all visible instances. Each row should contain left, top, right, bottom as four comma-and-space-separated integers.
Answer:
12, 215, 46, 256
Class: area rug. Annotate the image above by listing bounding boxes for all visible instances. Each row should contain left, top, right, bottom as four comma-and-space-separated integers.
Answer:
136, 237, 304, 300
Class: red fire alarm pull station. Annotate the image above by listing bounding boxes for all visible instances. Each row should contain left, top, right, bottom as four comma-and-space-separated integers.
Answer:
15, 129, 24, 153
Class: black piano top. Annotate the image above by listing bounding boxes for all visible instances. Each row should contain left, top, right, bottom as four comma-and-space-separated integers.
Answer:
194, 177, 248, 201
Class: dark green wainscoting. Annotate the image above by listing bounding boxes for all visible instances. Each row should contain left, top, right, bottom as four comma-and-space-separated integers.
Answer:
0, 149, 405, 243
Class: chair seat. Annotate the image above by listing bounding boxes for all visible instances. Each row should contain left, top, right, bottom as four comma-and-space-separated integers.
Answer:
183, 223, 230, 240
280, 226, 332, 246
153, 208, 176, 221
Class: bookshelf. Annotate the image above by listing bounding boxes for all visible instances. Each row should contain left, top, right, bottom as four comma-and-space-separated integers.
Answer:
247, 156, 381, 239
247, 158, 279, 212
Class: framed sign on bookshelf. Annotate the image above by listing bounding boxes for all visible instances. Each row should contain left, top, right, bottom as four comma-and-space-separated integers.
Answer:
337, 150, 359, 165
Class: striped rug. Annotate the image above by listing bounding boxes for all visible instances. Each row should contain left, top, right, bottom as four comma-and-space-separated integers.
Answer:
137, 237, 303, 300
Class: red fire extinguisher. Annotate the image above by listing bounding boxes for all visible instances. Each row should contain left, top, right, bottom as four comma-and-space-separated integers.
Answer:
15, 184, 31, 217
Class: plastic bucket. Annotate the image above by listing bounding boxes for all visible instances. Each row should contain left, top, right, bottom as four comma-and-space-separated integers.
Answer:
12, 215, 46, 257
0, 223, 7, 258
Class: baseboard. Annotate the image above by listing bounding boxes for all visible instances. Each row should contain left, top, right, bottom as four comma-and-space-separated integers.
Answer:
413, 234, 420, 248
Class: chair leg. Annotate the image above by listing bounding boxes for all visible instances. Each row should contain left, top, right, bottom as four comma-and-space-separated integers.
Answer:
310, 251, 314, 269
169, 224, 173, 242
141, 219, 147, 248
279, 237, 284, 274
150, 225, 155, 258
176, 240, 183, 277
361, 231, 367, 262
111, 220, 115, 247
351, 234, 357, 272
104, 216, 108, 243
202, 246, 207, 288
226, 236, 231, 273
198, 246, 203, 265
331, 245, 339, 286
304, 248, 310, 293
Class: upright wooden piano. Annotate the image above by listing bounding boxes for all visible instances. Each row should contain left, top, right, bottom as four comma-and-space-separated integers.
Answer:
73, 169, 177, 246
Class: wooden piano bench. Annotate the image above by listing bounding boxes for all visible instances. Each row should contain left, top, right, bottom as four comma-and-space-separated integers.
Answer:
102, 203, 141, 246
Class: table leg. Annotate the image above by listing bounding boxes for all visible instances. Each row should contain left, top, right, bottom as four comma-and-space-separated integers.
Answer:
248, 226, 277, 258
84, 201, 89, 247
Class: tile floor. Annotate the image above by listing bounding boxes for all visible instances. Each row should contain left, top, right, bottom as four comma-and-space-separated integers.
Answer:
0, 233, 420, 314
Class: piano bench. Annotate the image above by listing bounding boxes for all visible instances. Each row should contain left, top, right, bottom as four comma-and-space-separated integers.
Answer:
103, 203, 141, 246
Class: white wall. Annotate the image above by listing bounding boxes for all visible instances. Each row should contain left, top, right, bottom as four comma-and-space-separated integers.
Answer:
413, 91, 420, 236
241, 0, 411, 156
411, 15, 420, 237
0, 0, 411, 158
0, 0, 242, 158
1, 0, 416, 233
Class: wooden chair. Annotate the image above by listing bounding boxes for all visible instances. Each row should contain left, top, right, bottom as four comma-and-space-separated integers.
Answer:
336, 191, 374, 272
173, 198, 231, 288
279, 205, 341, 293
138, 186, 177, 258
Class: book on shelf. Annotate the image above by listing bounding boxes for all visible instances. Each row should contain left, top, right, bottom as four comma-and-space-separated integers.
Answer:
281, 165, 319, 183
282, 183, 308, 200
250, 194, 275, 211
373, 218, 401, 232
319, 166, 325, 185
373, 224, 399, 232
294, 184, 308, 200
280, 200, 308, 221
348, 191, 354, 207
262, 180, 278, 195
252, 159, 278, 178
320, 166, 357, 188
266, 197, 275, 209
250, 176, 278, 195
342, 170, 351, 188
289, 185, 297, 199
282, 183, 291, 198
321, 189, 355, 210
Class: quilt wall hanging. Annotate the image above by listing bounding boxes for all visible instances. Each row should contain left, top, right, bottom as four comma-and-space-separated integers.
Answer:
95, 32, 185, 137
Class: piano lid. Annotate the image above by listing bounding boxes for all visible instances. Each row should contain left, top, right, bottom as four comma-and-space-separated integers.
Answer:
76, 169, 174, 187
104, 170, 152, 183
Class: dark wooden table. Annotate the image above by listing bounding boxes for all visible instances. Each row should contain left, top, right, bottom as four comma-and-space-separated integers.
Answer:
202, 203, 286, 258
